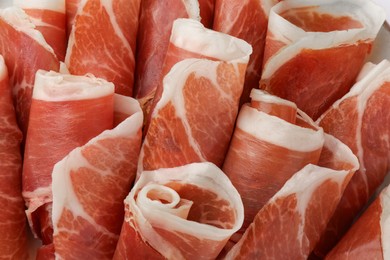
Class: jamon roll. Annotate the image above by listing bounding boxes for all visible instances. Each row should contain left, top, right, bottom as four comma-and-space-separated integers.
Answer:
260, 0, 385, 120
314, 60, 390, 257
113, 162, 244, 259
52, 97, 143, 259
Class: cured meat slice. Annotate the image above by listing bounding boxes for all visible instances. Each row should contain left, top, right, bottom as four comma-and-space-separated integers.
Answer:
14, 0, 67, 61
213, 0, 278, 104
222, 89, 324, 237
52, 97, 143, 259
314, 60, 390, 257
199, 0, 214, 28
325, 184, 390, 260
113, 162, 244, 259
0, 56, 28, 259
0, 7, 59, 134
133, 0, 200, 112
260, 0, 385, 120
139, 36, 252, 173
226, 136, 359, 259
23, 70, 114, 245
65, 0, 80, 36
65, 0, 141, 96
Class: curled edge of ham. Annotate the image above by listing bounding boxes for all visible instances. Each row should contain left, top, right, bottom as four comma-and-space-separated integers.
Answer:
382, 186, 390, 258
128, 162, 244, 259
262, 0, 386, 79
13, 0, 66, 13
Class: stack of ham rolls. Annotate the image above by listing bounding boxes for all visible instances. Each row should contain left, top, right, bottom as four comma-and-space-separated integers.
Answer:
0, 0, 388, 259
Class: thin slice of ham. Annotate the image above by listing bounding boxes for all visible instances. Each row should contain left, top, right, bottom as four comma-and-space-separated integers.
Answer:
0, 7, 59, 134
133, 0, 200, 113
65, 0, 141, 96
213, 0, 278, 104
52, 96, 143, 259
199, 0, 214, 28
314, 59, 390, 257
23, 70, 114, 246
113, 162, 244, 259
0, 56, 28, 259
260, 0, 385, 120
14, 0, 67, 61
222, 89, 325, 237
325, 184, 390, 260
139, 35, 252, 173
226, 135, 359, 259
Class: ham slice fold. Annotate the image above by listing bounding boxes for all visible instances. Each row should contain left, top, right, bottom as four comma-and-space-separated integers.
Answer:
14, 0, 67, 61
260, 0, 385, 120
52, 96, 143, 259
0, 7, 59, 133
23, 70, 114, 247
65, 0, 141, 96
0, 55, 28, 259
325, 184, 390, 260
314, 60, 390, 257
139, 34, 252, 173
226, 134, 359, 259
113, 162, 244, 259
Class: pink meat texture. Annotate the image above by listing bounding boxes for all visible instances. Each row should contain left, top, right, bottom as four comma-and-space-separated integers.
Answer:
260, 0, 385, 120
314, 60, 390, 257
113, 162, 244, 259
0, 56, 28, 259
65, 0, 141, 96
0, 7, 60, 134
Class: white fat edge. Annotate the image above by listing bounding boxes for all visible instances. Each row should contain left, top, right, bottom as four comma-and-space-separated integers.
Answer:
59, 62, 69, 74
22, 186, 53, 210
261, 0, 279, 18
250, 88, 297, 109
170, 18, 252, 63
237, 105, 324, 152
0, 7, 55, 55
380, 185, 390, 259
356, 62, 377, 82
13, 0, 66, 13
33, 70, 114, 101
24, 16, 57, 29
262, 0, 385, 79
114, 94, 143, 122
181, 0, 200, 21
270, 164, 350, 254
0, 55, 8, 81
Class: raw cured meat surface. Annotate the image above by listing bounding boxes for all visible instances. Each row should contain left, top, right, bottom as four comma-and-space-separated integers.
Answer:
0, 56, 28, 259
315, 60, 390, 257
52, 97, 143, 259
113, 162, 244, 259
66, 0, 141, 96
0, 7, 59, 133
14, 0, 67, 61
260, 0, 385, 120
199, 0, 214, 28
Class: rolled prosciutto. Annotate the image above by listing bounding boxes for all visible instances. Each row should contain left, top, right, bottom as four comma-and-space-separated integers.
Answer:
0, 56, 28, 259
113, 162, 244, 259
0, 7, 59, 134
314, 60, 390, 257
325, 184, 390, 260
213, 0, 278, 104
226, 135, 359, 259
260, 0, 385, 120
52, 96, 143, 259
14, 0, 67, 61
133, 0, 200, 113
139, 35, 252, 173
65, 0, 141, 96
23, 70, 114, 248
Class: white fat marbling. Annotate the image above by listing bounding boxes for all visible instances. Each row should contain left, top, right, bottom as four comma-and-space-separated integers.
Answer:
13, 0, 65, 13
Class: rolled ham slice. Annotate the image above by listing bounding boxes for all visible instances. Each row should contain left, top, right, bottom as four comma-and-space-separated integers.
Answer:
0, 56, 28, 259
314, 59, 390, 257
213, 0, 278, 104
133, 0, 200, 112
198, 0, 214, 28
52, 96, 143, 259
113, 162, 244, 259
23, 70, 114, 246
226, 135, 359, 259
260, 0, 385, 120
139, 36, 252, 173
0, 7, 59, 134
65, 0, 141, 96
14, 0, 67, 61
325, 184, 390, 260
